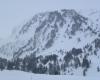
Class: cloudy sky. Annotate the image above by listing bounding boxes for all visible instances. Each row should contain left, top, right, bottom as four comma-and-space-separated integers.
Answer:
0, 0, 100, 39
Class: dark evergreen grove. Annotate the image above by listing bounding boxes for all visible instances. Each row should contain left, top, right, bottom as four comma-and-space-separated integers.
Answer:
0, 48, 90, 76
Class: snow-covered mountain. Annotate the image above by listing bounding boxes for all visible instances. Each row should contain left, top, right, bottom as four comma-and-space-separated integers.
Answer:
0, 9, 100, 76
0, 9, 93, 58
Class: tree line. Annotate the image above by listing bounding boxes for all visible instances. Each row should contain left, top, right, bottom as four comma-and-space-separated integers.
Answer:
0, 48, 91, 76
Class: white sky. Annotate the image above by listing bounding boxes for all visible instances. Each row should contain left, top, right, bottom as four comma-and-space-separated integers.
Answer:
0, 0, 100, 39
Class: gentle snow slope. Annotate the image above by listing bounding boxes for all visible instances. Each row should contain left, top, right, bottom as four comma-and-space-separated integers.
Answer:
0, 70, 99, 80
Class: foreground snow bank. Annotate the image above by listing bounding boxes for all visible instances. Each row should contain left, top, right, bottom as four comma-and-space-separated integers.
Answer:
0, 70, 99, 80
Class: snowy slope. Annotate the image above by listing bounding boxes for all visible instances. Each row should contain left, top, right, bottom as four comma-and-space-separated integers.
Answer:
0, 70, 99, 80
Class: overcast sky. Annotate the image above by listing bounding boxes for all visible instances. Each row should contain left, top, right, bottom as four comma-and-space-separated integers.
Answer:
0, 0, 100, 39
